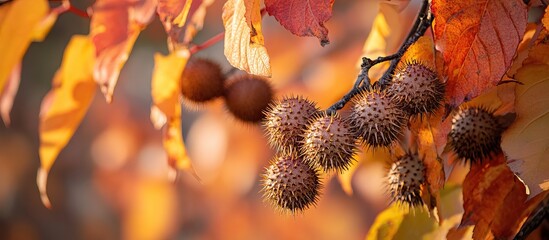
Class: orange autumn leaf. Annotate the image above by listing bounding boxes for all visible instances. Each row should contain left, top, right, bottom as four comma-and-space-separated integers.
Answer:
461, 153, 528, 239
543, 7, 549, 31
264, 0, 334, 46
38, 35, 97, 208
90, 0, 157, 102
150, 51, 197, 178
413, 114, 446, 199
222, 0, 271, 76
0, 0, 48, 95
431, 0, 527, 108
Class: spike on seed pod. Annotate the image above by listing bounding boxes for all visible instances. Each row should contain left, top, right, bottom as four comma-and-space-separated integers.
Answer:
180, 58, 225, 104
387, 61, 446, 116
224, 74, 274, 123
263, 96, 320, 151
301, 113, 358, 173
448, 106, 503, 163
261, 151, 322, 213
387, 152, 426, 208
349, 89, 407, 147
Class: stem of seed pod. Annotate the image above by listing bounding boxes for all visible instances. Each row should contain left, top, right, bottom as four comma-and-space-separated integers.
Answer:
68, 5, 90, 19
189, 32, 225, 54
326, 0, 432, 115
189, 8, 267, 55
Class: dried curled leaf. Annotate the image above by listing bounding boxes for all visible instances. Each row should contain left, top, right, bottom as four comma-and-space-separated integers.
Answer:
432, 0, 527, 107
265, 0, 334, 46
222, 0, 271, 76
0, 0, 48, 95
90, 0, 157, 102
151, 50, 197, 178
38, 35, 97, 208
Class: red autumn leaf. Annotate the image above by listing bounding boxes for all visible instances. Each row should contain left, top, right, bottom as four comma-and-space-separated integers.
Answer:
431, 0, 527, 108
264, 0, 334, 46
90, 0, 157, 102
461, 153, 528, 239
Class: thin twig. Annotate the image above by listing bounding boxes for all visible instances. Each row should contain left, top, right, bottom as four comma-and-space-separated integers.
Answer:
68, 5, 90, 18
326, 0, 432, 115
189, 32, 225, 54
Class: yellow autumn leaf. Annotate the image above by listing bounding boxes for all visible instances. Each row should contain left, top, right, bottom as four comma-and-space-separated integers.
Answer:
400, 36, 435, 69
150, 50, 197, 178
502, 63, 549, 197
337, 154, 360, 195
38, 35, 96, 208
361, 2, 414, 81
366, 204, 437, 240
151, 51, 189, 120
0, 63, 20, 126
0, 0, 48, 94
222, 0, 271, 77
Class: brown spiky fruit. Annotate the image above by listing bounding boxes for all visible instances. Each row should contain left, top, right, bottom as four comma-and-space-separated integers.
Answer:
387, 152, 426, 208
180, 58, 225, 103
224, 74, 274, 123
387, 61, 445, 116
448, 106, 503, 163
349, 89, 407, 147
262, 152, 322, 213
263, 96, 319, 151
301, 113, 358, 172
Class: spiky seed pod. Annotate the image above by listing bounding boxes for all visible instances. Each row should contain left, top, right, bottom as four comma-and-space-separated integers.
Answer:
448, 106, 503, 163
262, 152, 322, 213
301, 113, 358, 173
180, 58, 225, 103
387, 61, 446, 116
224, 74, 274, 123
263, 96, 319, 151
387, 152, 426, 208
350, 89, 407, 147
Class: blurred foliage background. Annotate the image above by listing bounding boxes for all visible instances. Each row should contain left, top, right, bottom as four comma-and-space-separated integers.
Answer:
0, 0, 426, 239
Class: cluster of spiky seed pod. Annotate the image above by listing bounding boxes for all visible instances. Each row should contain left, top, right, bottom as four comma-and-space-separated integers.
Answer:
260, 62, 450, 212
261, 96, 362, 212
259, 61, 510, 212
180, 58, 274, 123
350, 62, 446, 148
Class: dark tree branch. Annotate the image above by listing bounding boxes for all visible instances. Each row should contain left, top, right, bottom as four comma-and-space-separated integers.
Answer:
326, 0, 433, 115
